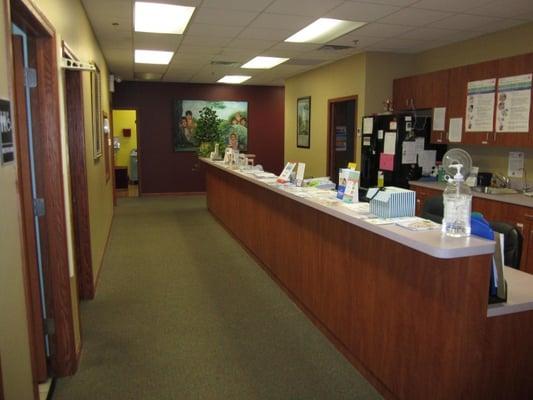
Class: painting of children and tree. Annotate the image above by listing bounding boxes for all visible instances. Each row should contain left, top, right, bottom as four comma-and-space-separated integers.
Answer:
174, 100, 248, 152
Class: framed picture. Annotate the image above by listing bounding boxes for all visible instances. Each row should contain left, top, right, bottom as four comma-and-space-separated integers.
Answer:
91, 65, 103, 159
297, 96, 310, 148
174, 100, 248, 152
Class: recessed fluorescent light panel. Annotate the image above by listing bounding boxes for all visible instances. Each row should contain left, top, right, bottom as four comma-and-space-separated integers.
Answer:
241, 56, 289, 69
134, 1, 195, 34
218, 75, 252, 84
285, 18, 366, 44
135, 49, 174, 64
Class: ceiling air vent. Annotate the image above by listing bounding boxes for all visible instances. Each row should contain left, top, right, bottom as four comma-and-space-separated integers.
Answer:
210, 60, 240, 66
318, 44, 356, 51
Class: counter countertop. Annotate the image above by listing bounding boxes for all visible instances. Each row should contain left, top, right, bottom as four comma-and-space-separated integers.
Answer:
409, 180, 533, 208
203, 159, 495, 260
488, 266, 533, 317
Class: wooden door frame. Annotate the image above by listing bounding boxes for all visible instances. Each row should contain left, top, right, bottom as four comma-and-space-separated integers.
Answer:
326, 95, 358, 177
65, 67, 95, 300
112, 107, 142, 196
8, 0, 79, 379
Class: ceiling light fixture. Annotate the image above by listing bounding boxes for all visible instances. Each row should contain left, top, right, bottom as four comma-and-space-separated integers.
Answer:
135, 49, 174, 64
218, 75, 252, 84
285, 18, 366, 44
134, 1, 195, 34
241, 56, 289, 69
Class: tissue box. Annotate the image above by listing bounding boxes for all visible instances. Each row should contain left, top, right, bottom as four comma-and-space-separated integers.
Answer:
369, 186, 416, 219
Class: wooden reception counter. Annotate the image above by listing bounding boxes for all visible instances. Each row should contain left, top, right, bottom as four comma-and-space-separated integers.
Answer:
202, 159, 533, 400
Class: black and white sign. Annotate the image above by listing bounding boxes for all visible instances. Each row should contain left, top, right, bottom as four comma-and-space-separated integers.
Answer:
0, 99, 14, 164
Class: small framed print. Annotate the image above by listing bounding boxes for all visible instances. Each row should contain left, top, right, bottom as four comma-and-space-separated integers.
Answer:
297, 96, 310, 148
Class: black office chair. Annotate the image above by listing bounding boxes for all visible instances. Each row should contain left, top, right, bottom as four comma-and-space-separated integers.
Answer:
421, 195, 443, 224
489, 221, 523, 269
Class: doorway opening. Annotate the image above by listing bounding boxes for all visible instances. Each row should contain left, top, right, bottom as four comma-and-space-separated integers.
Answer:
327, 96, 358, 184
112, 109, 140, 198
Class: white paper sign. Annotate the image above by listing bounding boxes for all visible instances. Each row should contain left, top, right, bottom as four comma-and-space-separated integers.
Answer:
496, 74, 532, 133
277, 162, 296, 183
415, 137, 425, 155
384, 132, 397, 155
466, 78, 496, 132
401, 141, 417, 164
296, 162, 306, 186
433, 107, 446, 131
418, 150, 437, 175
377, 130, 384, 140
449, 118, 463, 142
508, 152, 524, 178
363, 117, 374, 134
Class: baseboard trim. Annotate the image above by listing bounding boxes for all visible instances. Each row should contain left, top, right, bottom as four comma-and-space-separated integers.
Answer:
208, 209, 394, 400
141, 191, 206, 197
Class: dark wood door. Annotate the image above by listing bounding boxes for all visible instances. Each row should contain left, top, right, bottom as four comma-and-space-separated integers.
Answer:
414, 69, 449, 110
393, 76, 414, 111
328, 97, 357, 182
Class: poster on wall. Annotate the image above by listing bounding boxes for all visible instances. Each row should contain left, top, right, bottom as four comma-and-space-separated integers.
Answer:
0, 99, 14, 164
465, 78, 496, 132
297, 96, 310, 148
496, 74, 532, 133
335, 126, 347, 151
174, 100, 248, 152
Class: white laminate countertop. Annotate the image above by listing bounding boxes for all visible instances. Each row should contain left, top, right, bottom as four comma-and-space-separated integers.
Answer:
488, 267, 533, 317
409, 180, 533, 208
203, 159, 495, 260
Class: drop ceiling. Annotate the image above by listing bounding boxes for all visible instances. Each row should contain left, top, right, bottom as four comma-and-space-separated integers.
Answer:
81, 0, 533, 86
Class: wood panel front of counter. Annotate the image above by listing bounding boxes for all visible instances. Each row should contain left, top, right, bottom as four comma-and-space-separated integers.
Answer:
205, 164, 532, 399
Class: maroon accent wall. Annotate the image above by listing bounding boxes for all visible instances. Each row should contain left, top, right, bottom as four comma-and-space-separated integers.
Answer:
112, 81, 284, 194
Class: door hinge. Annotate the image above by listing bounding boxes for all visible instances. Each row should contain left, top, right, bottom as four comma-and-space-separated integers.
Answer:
24, 67, 37, 88
43, 317, 55, 335
33, 198, 45, 217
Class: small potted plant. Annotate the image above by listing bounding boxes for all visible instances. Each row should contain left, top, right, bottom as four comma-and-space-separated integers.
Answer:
194, 106, 221, 157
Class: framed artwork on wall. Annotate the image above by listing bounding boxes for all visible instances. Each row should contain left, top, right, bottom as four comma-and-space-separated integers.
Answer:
297, 96, 310, 148
91, 64, 103, 159
173, 100, 248, 152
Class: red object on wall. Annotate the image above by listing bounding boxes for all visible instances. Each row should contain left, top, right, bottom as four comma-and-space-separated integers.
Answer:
112, 82, 285, 194
122, 128, 131, 137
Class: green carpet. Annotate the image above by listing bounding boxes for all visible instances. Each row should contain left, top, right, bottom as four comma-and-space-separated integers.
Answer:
54, 196, 382, 400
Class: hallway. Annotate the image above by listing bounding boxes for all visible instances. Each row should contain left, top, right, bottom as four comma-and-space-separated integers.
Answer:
54, 196, 381, 400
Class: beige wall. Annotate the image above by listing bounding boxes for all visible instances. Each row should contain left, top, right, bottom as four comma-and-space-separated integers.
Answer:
0, 0, 113, 398
285, 53, 367, 177
0, 1, 35, 398
284, 52, 415, 176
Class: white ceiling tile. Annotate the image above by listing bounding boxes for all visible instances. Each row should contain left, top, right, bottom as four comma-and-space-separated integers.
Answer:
412, 0, 491, 13
467, 0, 533, 20
378, 8, 453, 26
175, 45, 222, 55
251, 13, 314, 30
348, 23, 416, 37
134, 64, 169, 74
398, 27, 462, 41
134, 32, 182, 51
328, 33, 385, 47
100, 32, 133, 50
200, 0, 273, 12
259, 48, 307, 58
225, 38, 278, 50
348, 0, 419, 5
431, 14, 504, 31
472, 18, 528, 33
264, 0, 344, 18
237, 26, 295, 41
193, 8, 259, 26
181, 35, 232, 47
268, 42, 322, 52
185, 23, 244, 38
326, 1, 401, 21
214, 50, 261, 61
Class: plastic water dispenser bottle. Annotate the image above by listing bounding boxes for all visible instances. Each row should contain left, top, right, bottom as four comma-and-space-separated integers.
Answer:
442, 164, 472, 237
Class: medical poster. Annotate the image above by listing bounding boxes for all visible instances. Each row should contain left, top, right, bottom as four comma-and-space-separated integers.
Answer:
465, 78, 496, 132
496, 74, 532, 133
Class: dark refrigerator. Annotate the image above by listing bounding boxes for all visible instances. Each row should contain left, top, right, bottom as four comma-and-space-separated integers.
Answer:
360, 110, 447, 189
